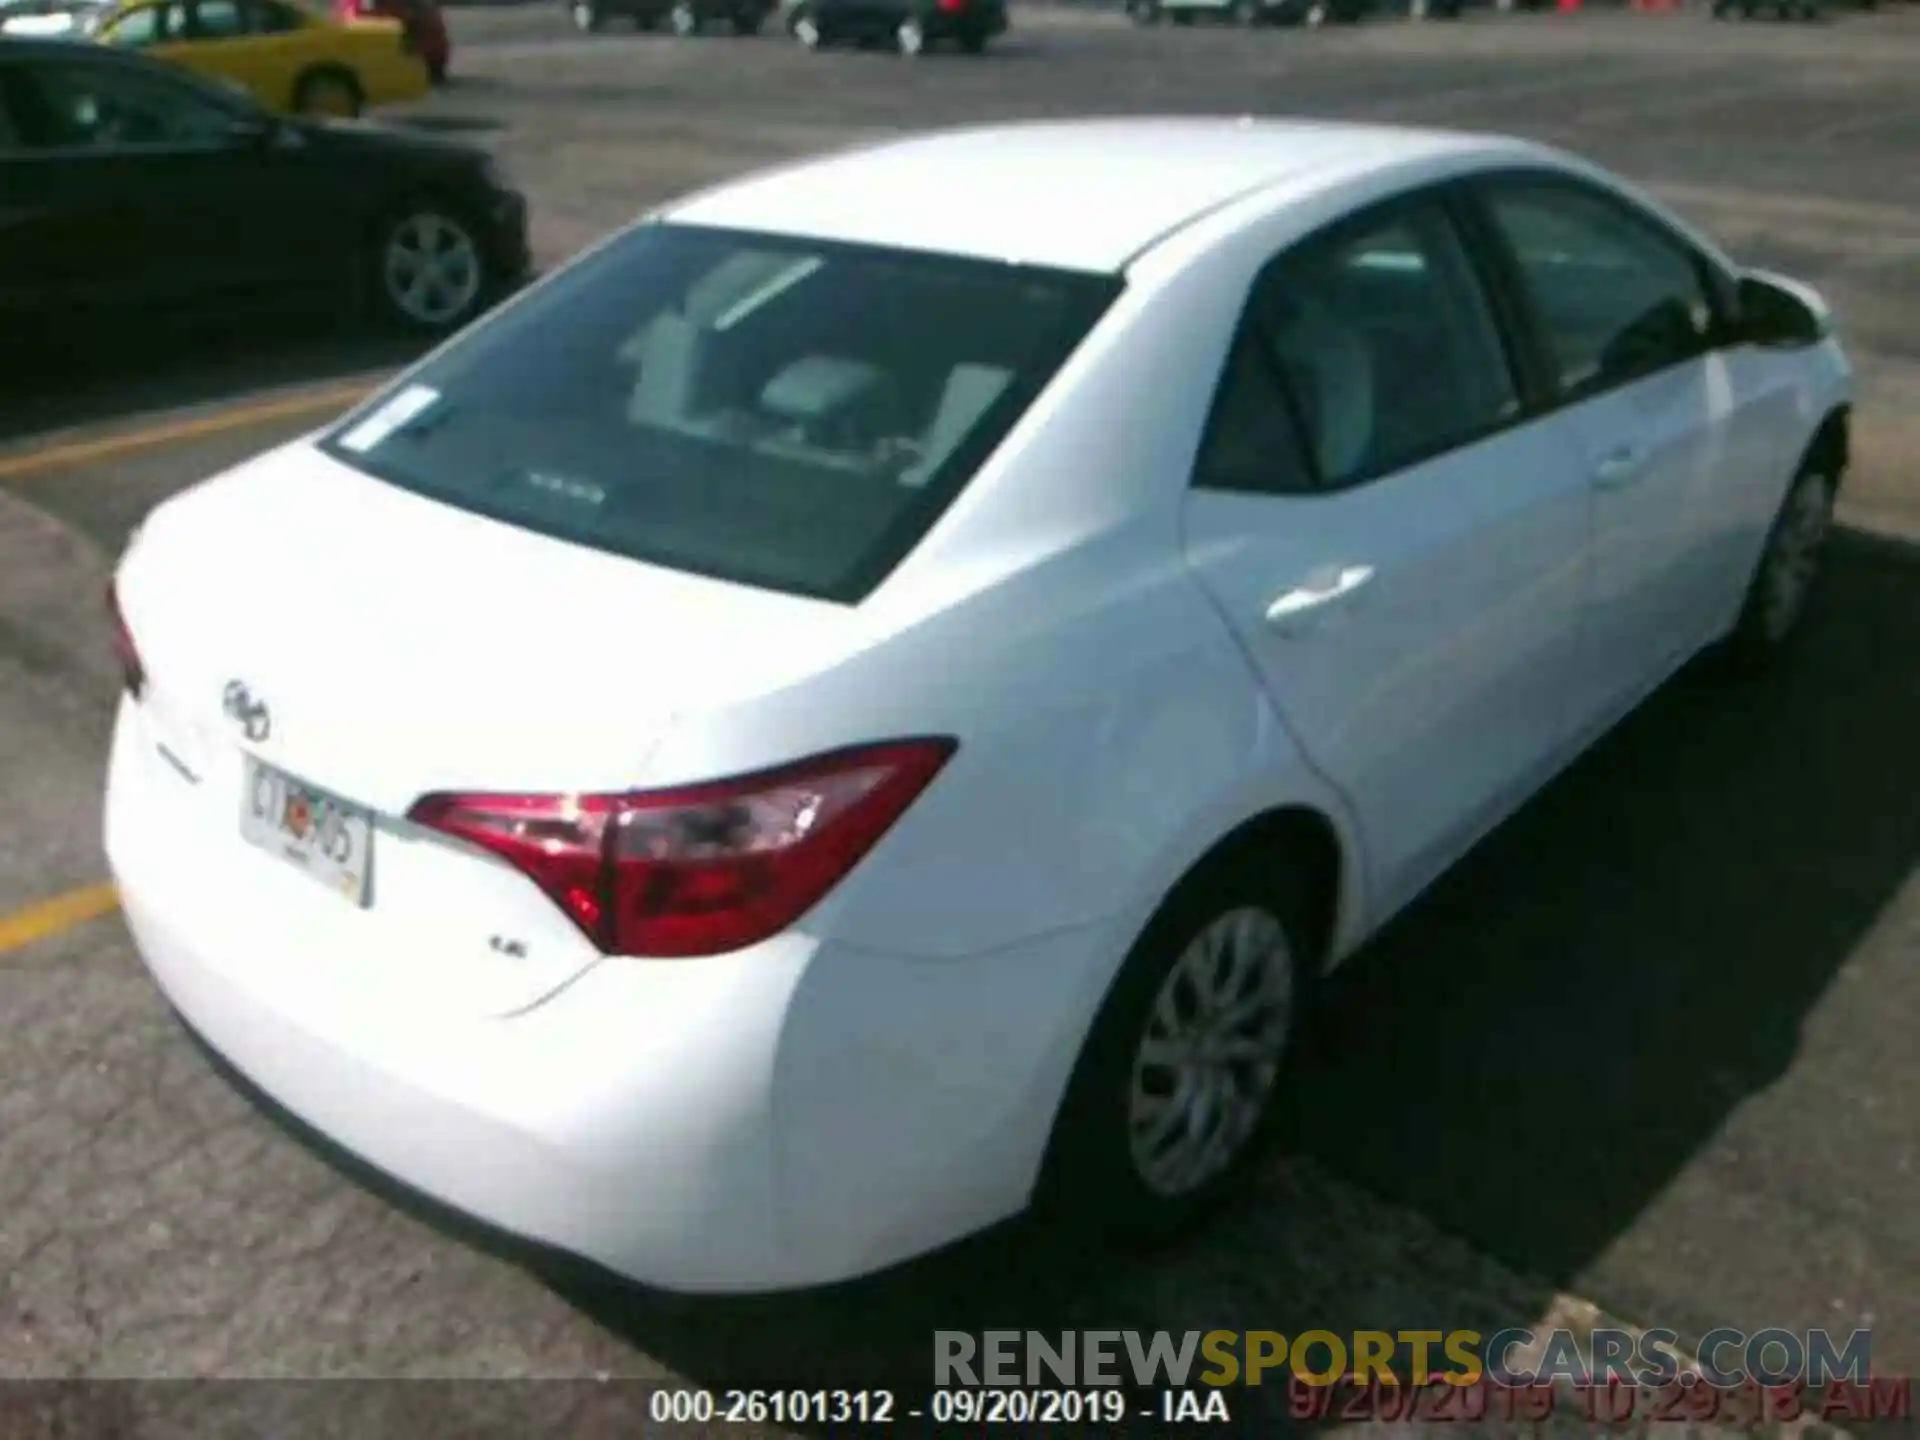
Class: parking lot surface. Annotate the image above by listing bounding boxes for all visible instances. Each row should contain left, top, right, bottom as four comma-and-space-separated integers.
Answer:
3, 3, 1918, 1425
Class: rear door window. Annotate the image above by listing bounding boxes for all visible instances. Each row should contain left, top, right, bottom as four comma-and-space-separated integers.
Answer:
320, 223, 1120, 603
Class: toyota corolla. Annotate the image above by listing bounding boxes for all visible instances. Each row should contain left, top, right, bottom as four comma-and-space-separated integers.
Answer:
104, 118, 1851, 1293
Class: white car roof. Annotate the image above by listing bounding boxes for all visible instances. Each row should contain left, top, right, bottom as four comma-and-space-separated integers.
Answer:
662, 117, 1539, 273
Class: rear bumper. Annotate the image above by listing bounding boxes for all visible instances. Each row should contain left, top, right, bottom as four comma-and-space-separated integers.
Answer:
483, 189, 533, 289
932, 4, 1006, 30
104, 700, 1110, 1293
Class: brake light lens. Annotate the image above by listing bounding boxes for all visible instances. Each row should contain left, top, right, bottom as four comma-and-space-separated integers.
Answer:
106, 578, 145, 698
938, 0, 965, 11
408, 738, 956, 958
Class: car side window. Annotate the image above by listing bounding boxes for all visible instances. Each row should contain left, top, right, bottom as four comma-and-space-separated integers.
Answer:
1253, 201, 1521, 488
1193, 325, 1317, 497
182, 0, 246, 35
252, 0, 306, 30
0, 73, 22, 149
1483, 181, 1716, 398
99, 3, 169, 43
10, 60, 236, 147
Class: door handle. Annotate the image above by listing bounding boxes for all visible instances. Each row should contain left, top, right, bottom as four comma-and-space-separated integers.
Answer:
1591, 446, 1649, 490
1265, 564, 1375, 632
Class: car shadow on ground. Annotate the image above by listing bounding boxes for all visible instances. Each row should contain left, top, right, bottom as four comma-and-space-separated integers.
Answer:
0, 317, 434, 446
180, 525, 1918, 1425
1280, 523, 1920, 1280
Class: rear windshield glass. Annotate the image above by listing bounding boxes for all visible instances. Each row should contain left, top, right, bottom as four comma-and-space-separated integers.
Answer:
320, 223, 1121, 604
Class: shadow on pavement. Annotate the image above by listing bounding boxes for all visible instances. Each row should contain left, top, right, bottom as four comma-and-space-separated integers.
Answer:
0, 314, 430, 445
177, 525, 1919, 1421
1278, 523, 1920, 1310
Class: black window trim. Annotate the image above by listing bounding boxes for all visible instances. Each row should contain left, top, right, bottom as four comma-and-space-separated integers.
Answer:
1457, 165, 1741, 416
1190, 178, 1534, 499
0, 47, 259, 157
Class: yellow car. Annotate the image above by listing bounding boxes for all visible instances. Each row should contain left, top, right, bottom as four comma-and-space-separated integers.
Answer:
90, 0, 429, 117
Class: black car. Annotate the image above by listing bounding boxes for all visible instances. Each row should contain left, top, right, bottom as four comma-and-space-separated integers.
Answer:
782, 0, 1006, 53
0, 38, 530, 340
564, 0, 774, 36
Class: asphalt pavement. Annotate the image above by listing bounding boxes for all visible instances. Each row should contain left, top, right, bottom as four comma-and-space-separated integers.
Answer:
2, 4, 1918, 1427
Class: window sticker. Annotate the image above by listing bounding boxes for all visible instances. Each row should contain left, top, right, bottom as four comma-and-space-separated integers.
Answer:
334, 384, 442, 454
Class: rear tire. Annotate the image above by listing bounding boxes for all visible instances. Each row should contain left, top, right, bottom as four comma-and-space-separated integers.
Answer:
956, 25, 986, 46
1037, 852, 1319, 1245
368, 202, 490, 336
292, 66, 362, 118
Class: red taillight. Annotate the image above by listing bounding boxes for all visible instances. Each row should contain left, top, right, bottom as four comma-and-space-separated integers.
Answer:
106, 578, 145, 698
408, 739, 957, 958
938, 0, 965, 11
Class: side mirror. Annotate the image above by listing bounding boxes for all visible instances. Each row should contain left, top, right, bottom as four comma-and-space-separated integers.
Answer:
1735, 272, 1827, 349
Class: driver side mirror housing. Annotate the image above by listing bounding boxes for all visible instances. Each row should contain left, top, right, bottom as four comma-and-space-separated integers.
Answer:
1734, 270, 1829, 349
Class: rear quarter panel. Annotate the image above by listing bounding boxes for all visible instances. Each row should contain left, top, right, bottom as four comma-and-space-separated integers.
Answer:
334, 19, 429, 104
623, 235, 1373, 970
149, 37, 275, 106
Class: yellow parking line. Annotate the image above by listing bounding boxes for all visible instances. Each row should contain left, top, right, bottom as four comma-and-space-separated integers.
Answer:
0, 382, 373, 483
0, 882, 121, 959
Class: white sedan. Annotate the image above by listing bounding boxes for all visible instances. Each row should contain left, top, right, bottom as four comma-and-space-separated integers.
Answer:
105, 118, 1851, 1293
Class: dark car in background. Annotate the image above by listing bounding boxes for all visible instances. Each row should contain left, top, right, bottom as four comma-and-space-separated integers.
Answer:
782, 0, 1006, 53
564, 0, 773, 36
1126, 0, 1454, 24
0, 38, 530, 340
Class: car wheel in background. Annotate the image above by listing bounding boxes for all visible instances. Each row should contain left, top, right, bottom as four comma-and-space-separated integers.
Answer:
1038, 850, 1319, 1244
370, 205, 489, 335
427, 58, 447, 83
1723, 466, 1836, 668
669, 0, 699, 33
894, 13, 923, 51
292, 66, 362, 118
957, 25, 986, 47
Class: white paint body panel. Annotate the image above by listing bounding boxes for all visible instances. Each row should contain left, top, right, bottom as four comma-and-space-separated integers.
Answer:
105, 118, 1852, 1292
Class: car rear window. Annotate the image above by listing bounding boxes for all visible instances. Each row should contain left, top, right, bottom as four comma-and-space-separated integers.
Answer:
320, 222, 1121, 604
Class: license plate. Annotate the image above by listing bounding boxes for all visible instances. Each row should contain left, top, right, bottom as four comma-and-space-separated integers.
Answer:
238, 756, 374, 906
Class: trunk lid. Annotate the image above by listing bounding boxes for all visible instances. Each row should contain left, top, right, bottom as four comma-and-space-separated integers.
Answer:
120, 440, 856, 816
113, 440, 860, 1015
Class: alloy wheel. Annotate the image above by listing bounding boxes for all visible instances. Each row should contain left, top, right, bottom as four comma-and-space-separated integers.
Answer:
1126, 906, 1294, 1198
381, 212, 483, 331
